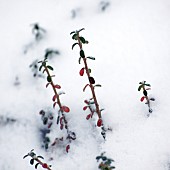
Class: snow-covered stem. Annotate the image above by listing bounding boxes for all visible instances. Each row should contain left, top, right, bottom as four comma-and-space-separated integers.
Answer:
43, 65, 68, 129
38, 58, 76, 150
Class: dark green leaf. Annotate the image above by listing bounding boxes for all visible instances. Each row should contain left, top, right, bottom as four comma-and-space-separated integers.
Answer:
35, 163, 40, 169
38, 61, 42, 63
94, 84, 102, 87
23, 155, 28, 159
57, 116, 60, 124
80, 50, 85, 58
72, 33, 78, 40
145, 83, 151, 87
72, 43, 79, 50
138, 85, 143, 91
110, 166, 116, 169
79, 37, 86, 43
70, 31, 75, 35
88, 68, 91, 73
47, 65, 53, 71
39, 65, 43, 71
43, 117, 48, 125
30, 159, 34, 165
78, 57, 82, 64
78, 28, 85, 32
45, 137, 50, 142
105, 160, 111, 165
89, 77, 95, 84
47, 76, 52, 82
89, 101, 95, 104
87, 56, 95, 60
45, 143, 48, 150
143, 90, 147, 96
37, 156, 44, 159
96, 156, 102, 160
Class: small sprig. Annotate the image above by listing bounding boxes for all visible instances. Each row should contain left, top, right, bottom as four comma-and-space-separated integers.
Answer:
38, 55, 76, 152
23, 149, 52, 170
138, 81, 155, 115
71, 28, 109, 139
31, 23, 46, 41
96, 152, 115, 170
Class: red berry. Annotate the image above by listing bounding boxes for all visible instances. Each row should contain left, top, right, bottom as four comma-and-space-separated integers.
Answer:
79, 68, 84, 76
42, 163, 48, 169
140, 96, 145, 102
62, 106, 70, 113
97, 118, 102, 127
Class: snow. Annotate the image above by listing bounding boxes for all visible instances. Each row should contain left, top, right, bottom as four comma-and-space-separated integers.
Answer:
0, 0, 170, 169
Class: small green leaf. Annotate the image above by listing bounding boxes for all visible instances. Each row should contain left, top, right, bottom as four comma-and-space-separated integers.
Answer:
78, 57, 82, 64
143, 90, 147, 96
30, 159, 34, 165
89, 77, 95, 84
70, 31, 75, 35
138, 85, 143, 91
39, 65, 43, 71
72, 43, 79, 50
78, 28, 85, 32
38, 61, 42, 63
47, 65, 53, 71
79, 37, 86, 43
87, 56, 95, 60
88, 68, 91, 73
35, 163, 40, 169
23, 155, 28, 159
96, 156, 102, 160
94, 84, 102, 87
80, 50, 85, 58
72, 33, 78, 40
110, 166, 116, 169
43, 117, 48, 125
47, 76, 52, 82
37, 156, 44, 159
145, 83, 151, 87
100, 109, 105, 112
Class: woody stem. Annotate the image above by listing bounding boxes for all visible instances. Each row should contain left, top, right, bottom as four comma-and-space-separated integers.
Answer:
77, 33, 101, 119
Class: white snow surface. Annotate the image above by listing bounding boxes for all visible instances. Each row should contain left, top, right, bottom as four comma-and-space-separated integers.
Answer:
0, 0, 170, 170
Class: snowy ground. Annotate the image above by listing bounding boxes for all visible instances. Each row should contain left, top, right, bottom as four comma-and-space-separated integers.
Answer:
0, 0, 170, 169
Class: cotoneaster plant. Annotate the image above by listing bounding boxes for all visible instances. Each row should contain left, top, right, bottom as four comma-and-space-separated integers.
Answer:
96, 152, 115, 170
138, 81, 155, 116
71, 28, 109, 139
38, 55, 76, 153
31, 23, 46, 41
